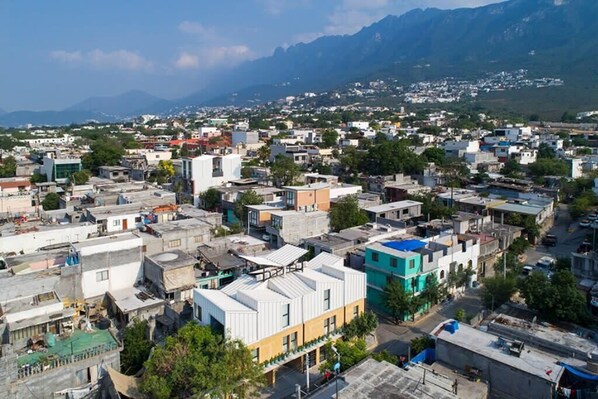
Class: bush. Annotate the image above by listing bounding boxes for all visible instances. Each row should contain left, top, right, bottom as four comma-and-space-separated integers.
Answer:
410, 335, 435, 357
454, 308, 466, 322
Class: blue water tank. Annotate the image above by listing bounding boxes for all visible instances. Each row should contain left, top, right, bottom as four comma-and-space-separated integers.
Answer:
44, 332, 56, 347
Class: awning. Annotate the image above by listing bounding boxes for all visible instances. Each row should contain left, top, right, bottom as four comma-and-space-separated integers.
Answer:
107, 367, 143, 399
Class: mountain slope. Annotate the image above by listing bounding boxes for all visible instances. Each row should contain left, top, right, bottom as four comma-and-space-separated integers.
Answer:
0, 110, 117, 127
66, 90, 169, 117
186, 0, 598, 109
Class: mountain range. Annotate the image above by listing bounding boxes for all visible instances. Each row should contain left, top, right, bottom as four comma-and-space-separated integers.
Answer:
2, 0, 598, 127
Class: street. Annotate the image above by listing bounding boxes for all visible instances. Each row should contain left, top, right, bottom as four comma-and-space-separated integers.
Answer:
525, 203, 586, 266
374, 288, 484, 357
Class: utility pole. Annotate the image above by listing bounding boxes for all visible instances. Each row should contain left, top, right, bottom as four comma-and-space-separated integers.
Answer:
503, 251, 507, 279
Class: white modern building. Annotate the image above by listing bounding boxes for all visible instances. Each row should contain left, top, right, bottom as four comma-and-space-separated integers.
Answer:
193, 249, 366, 383
232, 131, 260, 147
181, 154, 242, 207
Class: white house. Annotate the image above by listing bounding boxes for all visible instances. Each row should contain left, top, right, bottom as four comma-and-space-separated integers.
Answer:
69, 233, 144, 300
181, 154, 242, 207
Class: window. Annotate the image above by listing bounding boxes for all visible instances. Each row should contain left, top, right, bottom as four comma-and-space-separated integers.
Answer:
390, 257, 397, 268
135, 217, 142, 223
372, 252, 379, 262
112, 220, 121, 227
290, 332, 297, 351
96, 270, 109, 282
440, 270, 445, 279
287, 191, 295, 207
169, 239, 181, 248
323, 289, 330, 311
194, 236, 203, 243
195, 305, 202, 321
251, 348, 259, 363
324, 316, 337, 335
409, 259, 415, 269
282, 335, 289, 353
282, 304, 290, 328
353, 305, 359, 318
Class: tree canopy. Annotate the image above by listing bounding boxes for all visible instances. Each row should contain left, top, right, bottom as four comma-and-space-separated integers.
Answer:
382, 278, 411, 323
480, 276, 517, 310
343, 311, 378, 340
141, 322, 264, 399
234, 190, 264, 227
199, 187, 221, 211
0, 156, 17, 178
121, 319, 154, 375
270, 155, 301, 187
41, 192, 60, 211
69, 170, 90, 185
82, 137, 125, 173
320, 129, 339, 148
329, 195, 369, 232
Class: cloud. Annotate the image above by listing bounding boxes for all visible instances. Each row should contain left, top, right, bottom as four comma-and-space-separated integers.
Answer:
50, 49, 153, 71
175, 45, 254, 70
175, 52, 200, 69
178, 21, 219, 42
50, 50, 83, 64
255, 0, 310, 15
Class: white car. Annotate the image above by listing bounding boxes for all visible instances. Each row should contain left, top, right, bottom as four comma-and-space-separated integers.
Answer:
580, 219, 591, 228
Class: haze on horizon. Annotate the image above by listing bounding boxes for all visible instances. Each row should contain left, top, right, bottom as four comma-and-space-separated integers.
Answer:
0, 0, 501, 112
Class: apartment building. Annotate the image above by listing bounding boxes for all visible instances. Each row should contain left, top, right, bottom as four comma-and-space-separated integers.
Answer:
181, 154, 242, 207
42, 156, 82, 184
0, 177, 35, 217
193, 250, 366, 384
267, 210, 330, 247
283, 183, 331, 212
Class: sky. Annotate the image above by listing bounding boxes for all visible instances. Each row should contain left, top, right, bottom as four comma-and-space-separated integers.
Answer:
0, 0, 501, 112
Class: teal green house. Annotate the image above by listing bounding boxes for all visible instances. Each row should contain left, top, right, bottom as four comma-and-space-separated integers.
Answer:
365, 239, 432, 321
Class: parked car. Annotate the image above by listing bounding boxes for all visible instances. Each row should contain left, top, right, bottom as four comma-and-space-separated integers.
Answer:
580, 219, 591, 228
536, 256, 555, 270
542, 234, 558, 247
588, 213, 598, 221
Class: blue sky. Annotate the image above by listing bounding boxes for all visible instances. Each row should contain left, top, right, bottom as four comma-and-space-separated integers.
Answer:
0, 0, 500, 111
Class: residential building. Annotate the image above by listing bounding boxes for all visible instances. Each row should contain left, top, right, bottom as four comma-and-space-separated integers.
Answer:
364, 200, 423, 223
98, 166, 130, 182
144, 250, 197, 303
232, 131, 259, 146
269, 143, 309, 165
0, 177, 35, 217
180, 154, 242, 207
67, 233, 144, 300
433, 320, 564, 399
85, 203, 148, 234
142, 218, 212, 255
42, 156, 82, 184
443, 141, 480, 158
0, 222, 98, 255
283, 183, 330, 212
267, 210, 330, 247
193, 250, 366, 384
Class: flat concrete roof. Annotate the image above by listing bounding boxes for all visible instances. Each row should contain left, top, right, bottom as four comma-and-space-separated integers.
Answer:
435, 320, 564, 383
366, 200, 422, 214
108, 287, 164, 313
146, 250, 197, 270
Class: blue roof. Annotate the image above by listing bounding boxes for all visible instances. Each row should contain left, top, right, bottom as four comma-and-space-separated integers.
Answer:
382, 239, 426, 252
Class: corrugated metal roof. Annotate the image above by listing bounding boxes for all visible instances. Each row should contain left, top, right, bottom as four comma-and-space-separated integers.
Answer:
493, 203, 542, 215
265, 244, 308, 266
237, 255, 281, 267
197, 289, 256, 313
299, 267, 343, 283
239, 288, 289, 303
307, 252, 343, 270
220, 275, 262, 296
267, 273, 315, 298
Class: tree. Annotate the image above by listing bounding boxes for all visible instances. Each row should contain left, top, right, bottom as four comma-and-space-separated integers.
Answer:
82, 137, 125, 173
501, 160, 522, 178
41, 192, 60, 210
69, 170, 90, 185
234, 190, 264, 228
199, 187, 221, 211
329, 195, 369, 232
321, 129, 339, 148
121, 319, 154, 375
528, 158, 569, 178
569, 191, 598, 219
319, 339, 368, 373
509, 237, 530, 256
372, 350, 398, 365
157, 160, 175, 179
256, 145, 271, 165
409, 335, 435, 357
30, 172, 47, 184
409, 193, 454, 221
382, 278, 410, 324
454, 308, 466, 322
344, 311, 378, 340
0, 156, 16, 178
270, 155, 301, 187
362, 140, 425, 175
537, 143, 556, 159
421, 273, 442, 305
241, 166, 253, 179
480, 276, 517, 310
141, 322, 264, 399
421, 147, 446, 165
519, 270, 592, 326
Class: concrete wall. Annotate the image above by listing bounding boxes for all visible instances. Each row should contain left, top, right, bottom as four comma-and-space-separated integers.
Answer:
0, 223, 98, 255
436, 339, 554, 399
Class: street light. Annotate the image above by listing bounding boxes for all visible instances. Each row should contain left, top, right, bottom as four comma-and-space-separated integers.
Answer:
331, 344, 341, 398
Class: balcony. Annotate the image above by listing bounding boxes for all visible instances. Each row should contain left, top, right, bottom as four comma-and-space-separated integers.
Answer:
212, 170, 224, 178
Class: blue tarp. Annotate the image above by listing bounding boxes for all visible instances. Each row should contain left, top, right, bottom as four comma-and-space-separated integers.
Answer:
411, 348, 436, 365
382, 239, 426, 252
559, 362, 598, 381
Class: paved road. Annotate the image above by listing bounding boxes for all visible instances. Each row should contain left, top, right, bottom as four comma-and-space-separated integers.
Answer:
525, 203, 587, 266
374, 288, 483, 357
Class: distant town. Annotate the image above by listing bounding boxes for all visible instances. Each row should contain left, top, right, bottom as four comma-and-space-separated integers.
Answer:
2, 104, 598, 399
